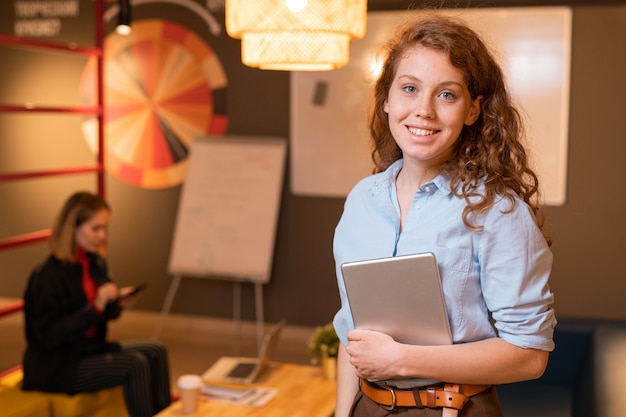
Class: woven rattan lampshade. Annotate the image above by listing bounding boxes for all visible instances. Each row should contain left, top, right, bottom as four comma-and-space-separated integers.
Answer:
226, 0, 367, 71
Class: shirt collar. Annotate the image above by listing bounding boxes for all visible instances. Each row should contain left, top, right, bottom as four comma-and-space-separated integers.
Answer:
369, 159, 454, 197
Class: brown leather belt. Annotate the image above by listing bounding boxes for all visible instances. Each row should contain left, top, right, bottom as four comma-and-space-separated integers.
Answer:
360, 379, 490, 416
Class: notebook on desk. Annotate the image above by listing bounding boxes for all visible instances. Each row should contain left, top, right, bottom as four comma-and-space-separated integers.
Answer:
341, 252, 452, 346
201, 319, 286, 385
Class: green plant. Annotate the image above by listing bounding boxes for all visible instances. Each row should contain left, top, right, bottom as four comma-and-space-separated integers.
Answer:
308, 323, 340, 359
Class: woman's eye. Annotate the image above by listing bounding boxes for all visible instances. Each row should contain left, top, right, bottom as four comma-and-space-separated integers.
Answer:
440, 91, 456, 100
402, 85, 417, 93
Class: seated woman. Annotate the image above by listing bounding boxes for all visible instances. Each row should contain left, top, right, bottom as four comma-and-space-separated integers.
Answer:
22, 191, 171, 417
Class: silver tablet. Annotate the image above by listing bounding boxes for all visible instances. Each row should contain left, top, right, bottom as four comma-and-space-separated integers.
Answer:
341, 252, 452, 346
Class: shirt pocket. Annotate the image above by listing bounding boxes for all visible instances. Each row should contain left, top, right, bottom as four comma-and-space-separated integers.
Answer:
435, 246, 471, 274
434, 246, 473, 328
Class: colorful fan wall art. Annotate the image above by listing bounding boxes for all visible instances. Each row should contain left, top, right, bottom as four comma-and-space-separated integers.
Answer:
80, 19, 228, 188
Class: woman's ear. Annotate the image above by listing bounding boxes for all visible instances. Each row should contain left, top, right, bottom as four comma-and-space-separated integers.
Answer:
464, 96, 483, 126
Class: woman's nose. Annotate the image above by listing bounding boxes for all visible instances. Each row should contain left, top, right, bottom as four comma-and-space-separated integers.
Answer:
415, 96, 435, 119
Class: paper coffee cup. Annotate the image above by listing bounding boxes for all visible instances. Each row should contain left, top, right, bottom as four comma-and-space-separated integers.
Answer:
177, 374, 203, 414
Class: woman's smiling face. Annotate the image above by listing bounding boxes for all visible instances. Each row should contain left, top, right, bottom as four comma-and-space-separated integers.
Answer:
383, 45, 482, 170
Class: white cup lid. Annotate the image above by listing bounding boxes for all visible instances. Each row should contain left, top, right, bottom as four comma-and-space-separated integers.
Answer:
177, 374, 202, 389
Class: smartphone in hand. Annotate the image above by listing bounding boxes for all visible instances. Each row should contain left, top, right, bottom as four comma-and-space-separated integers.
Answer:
118, 283, 148, 300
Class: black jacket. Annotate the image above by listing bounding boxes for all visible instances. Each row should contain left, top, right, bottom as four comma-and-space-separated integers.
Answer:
22, 253, 122, 394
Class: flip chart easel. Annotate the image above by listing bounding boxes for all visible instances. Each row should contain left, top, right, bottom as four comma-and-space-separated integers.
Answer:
153, 135, 287, 350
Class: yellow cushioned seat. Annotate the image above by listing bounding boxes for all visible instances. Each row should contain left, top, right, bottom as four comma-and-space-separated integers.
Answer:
46, 386, 128, 417
0, 389, 51, 417
0, 368, 129, 417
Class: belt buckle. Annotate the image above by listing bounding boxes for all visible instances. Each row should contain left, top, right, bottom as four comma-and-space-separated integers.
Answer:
380, 385, 396, 411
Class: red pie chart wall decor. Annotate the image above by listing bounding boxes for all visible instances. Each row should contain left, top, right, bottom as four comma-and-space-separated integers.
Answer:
80, 19, 228, 188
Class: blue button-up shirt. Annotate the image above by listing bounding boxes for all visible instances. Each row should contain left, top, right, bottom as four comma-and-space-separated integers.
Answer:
333, 159, 556, 354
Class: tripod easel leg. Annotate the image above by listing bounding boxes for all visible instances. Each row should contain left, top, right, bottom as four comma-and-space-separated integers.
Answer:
153, 274, 182, 340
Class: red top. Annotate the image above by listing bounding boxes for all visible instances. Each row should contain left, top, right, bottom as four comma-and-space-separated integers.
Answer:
75, 248, 100, 338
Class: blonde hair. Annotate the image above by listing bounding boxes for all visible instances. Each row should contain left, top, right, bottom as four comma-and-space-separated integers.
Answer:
48, 192, 111, 261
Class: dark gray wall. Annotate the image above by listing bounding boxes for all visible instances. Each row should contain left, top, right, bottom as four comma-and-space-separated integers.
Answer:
1, 1, 625, 327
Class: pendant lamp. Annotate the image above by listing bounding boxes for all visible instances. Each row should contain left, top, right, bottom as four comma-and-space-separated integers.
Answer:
225, 0, 367, 71
116, 0, 132, 35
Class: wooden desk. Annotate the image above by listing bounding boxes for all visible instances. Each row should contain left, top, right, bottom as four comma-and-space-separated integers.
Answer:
157, 363, 336, 417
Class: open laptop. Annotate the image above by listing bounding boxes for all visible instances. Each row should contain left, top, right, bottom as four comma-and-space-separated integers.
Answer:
341, 252, 452, 346
201, 319, 286, 385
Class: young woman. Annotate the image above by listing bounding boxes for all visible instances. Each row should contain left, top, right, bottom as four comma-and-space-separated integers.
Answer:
22, 191, 171, 417
332, 14, 556, 417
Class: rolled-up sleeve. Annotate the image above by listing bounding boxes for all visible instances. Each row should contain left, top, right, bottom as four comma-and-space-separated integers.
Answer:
479, 198, 556, 351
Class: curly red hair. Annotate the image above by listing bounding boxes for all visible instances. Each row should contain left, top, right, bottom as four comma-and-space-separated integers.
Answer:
369, 13, 550, 244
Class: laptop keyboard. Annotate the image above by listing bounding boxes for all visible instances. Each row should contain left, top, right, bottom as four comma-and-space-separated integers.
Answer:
227, 362, 256, 378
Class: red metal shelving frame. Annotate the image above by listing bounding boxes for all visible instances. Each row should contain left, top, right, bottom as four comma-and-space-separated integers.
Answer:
0, 0, 106, 252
